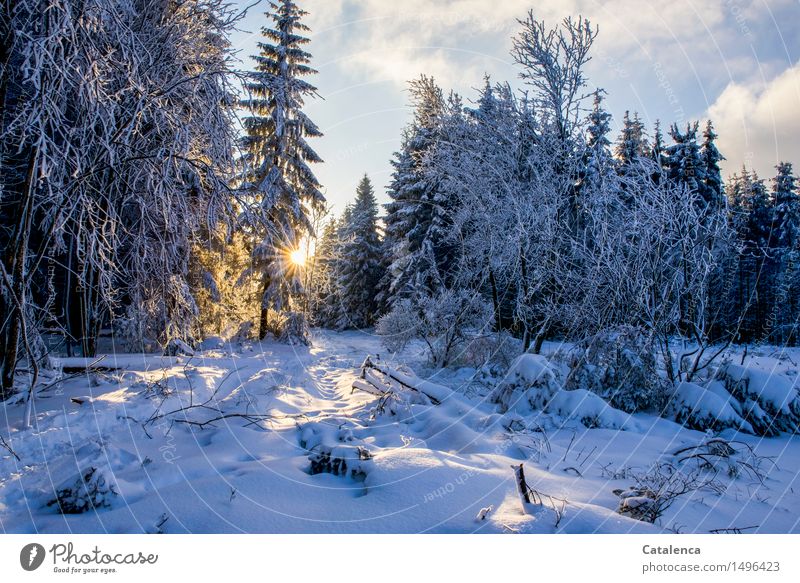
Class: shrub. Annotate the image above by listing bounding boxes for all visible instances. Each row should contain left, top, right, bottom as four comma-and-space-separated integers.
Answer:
376, 289, 493, 367
562, 326, 669, 413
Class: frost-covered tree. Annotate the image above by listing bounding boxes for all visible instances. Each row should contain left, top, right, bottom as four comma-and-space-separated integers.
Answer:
307, 217, 342, 327
512, 12, 597, 238
769, 163, 800, 343
114, 0, 239, 350
335, 175, 383, 329
191, 229, 258, 340
580, 91, 615, 208
377, 288, 493, 367
1, 0, 239, 400
700, 120, 725, 211
665, 122, 705, 197
773, 162, 799, 250
615, 111, 648, 167
240, 0, 325, 339
381, 76, 452, 306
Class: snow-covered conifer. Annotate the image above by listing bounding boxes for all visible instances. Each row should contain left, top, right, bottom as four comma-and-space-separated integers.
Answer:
240, 0, 325, 339
335, 175, 383, 329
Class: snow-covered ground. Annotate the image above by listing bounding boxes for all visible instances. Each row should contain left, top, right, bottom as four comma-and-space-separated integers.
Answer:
1, 330, 799, 534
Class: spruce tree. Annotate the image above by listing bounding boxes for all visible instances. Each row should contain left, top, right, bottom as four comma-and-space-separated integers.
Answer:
700, 120, 725, 211
382, 76, 449, 306
583, 91, 614, 189
308, 218, 342, 328
650, 120, 667, 183
665, 122, 705, 196
773, 162, 799, 250
335, 175, 383, 329
615, 110, 648, 167
771, 162, 800, 343
240, 0, 324, 339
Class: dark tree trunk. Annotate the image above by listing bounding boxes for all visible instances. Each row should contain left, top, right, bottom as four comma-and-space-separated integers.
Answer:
489, 268, 501, 333
1, 149, 37, 397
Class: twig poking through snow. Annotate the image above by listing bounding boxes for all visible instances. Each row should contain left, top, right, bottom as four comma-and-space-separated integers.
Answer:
475, 505, 493, 521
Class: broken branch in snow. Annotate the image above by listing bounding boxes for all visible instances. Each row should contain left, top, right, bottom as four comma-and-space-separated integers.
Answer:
360, 355, 450, 405
351, 376, 389, 397
39, 357, 109, 394
1, 434, 20, 461
709, 525, 759, 534
173, 412, 274, 430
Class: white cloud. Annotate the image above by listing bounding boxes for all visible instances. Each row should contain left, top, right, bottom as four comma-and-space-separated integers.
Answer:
707, 63, 800, 178
303, 0, 737, 90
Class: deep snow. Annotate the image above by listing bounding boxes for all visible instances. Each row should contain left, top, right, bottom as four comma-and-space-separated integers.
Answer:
1, 330, 799, 534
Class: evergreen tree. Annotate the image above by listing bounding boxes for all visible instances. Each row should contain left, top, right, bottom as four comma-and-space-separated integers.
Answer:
615, 110, 648, 167
650, 120, 667, 183
335, 175, 383, 329
773, 162, 799, 250
724, 170, 775, 342
308, 218, 342, 327
745, 173, 774, 251
771, 162, 800, 343
584, 91, 614, 178
665, 122, 705, 196
580, 91, 617, 218
381, 76, 450, 306
727, 166, 753, 238
700, 120, 725, 211
240, 0, 324, 339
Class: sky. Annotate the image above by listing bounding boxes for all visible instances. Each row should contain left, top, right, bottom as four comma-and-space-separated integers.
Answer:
230, 0, 800, 214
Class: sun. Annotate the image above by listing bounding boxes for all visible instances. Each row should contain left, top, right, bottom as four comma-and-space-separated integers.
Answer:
289, 248, 306, 267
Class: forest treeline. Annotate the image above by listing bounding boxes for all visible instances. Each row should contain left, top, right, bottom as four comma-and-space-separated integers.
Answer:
1, 1, 797, 403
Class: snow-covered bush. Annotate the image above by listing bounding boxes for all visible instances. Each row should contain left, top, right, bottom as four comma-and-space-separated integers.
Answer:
666, 381, 752, 433
452, 330, 520, 368
47, 467, 118, 514
561, 326, 669, 413
261, 310, 310, 346
613, 462, 714, 524
164, 338, 195, 357
376, 289, 493, 367
491, 354, 561, 413
672, 437, 772, 481
277, 312, 311, 346
492, 354, 637, 429
715, 363, 800, 436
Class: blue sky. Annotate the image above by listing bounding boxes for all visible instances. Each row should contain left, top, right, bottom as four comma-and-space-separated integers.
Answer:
230, 0, 800, 213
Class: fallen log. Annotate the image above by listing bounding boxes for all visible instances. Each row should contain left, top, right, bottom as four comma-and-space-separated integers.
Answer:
351, 378, 388, 397
361, 356, 451, 405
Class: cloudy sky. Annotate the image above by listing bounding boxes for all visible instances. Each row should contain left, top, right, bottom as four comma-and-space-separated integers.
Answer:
230, 0, 800, 213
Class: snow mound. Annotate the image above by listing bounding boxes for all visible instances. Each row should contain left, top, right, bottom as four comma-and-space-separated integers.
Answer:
507, 354, 559, 387
491, 354, 561, 412
492, 354, 636, 430
716, 363, 800, 435
300, 422, 374, 485
198, 336, 226, 350
547, 389, 638, 430
47, 466, 118, 514
667, 381, 753, 433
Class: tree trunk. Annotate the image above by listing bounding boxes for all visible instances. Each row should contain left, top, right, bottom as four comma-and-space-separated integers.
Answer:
258, 271, 271, 340
1, 149, 36, 397
489, 268, 501, 333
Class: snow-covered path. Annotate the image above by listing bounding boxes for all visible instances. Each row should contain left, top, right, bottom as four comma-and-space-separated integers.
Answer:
1, 330, 799, 534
